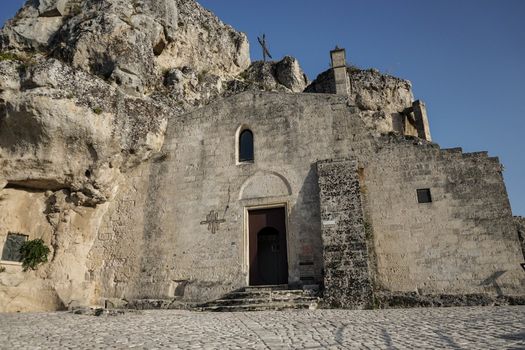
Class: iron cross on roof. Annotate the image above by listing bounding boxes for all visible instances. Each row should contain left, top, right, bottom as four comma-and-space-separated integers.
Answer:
200, 210, 226, 234
257, 34, 272, 62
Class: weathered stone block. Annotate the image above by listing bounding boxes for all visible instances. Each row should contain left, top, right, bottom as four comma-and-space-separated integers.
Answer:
317, 158, 373, 309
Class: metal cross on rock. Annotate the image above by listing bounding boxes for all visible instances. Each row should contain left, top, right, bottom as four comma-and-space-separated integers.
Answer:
257, 34, 272, 62
200, 210, 226, 234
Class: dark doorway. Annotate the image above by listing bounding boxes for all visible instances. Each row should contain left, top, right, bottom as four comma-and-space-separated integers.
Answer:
248, 207, 288, 286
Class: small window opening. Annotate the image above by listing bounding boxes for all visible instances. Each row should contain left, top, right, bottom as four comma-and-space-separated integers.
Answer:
1, 233, 28, 262
239, 129, 254, 163
417, 188, 432, 203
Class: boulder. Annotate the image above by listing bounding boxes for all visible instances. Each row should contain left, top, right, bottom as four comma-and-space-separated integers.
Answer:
38, 0, 69, 17
156, 0, 250, 78
275, 56, 309, 92
0, 7, 64, 50
233, 56, 309, 93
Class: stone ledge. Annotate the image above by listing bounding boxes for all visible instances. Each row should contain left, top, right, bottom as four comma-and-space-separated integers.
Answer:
0, 260, 23, 267
375, 292, 525, 309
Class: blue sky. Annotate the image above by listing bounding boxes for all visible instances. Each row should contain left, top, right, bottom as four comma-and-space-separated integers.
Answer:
1, 0, 524, 215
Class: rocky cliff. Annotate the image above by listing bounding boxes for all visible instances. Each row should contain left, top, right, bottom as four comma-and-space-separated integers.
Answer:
0, 0, 253, 312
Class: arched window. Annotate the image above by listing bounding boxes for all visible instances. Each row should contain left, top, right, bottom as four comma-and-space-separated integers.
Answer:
239, 129, 254, 162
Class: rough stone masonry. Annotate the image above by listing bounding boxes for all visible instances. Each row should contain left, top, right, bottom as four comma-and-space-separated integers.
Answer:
317, 158, 373, 309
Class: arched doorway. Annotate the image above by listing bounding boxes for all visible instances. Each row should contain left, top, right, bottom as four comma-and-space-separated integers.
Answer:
248, 207, 288, 286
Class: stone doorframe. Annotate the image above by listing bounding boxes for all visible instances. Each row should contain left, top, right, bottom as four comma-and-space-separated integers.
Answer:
243, 203, 290, 286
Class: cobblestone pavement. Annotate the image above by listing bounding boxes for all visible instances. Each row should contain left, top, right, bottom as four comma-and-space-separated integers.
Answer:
1, 306, 524, 349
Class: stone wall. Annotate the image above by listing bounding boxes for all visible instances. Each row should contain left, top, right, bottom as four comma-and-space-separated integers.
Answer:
91, 91, 524, 306
2, 89, 523, 310
95, 91, 376, 303
88, 163, 154, 301
317, 158, 372, 309
362, 140, 525, 300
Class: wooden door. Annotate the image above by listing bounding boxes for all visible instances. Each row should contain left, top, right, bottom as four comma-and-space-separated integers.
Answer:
248, 207, 288, 286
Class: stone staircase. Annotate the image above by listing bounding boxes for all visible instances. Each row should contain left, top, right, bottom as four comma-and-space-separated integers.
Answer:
195, 285, 320, 312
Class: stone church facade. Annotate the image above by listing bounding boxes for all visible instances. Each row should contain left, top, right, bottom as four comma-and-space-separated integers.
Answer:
86, 50, 524, 309
0, 0, 523, 312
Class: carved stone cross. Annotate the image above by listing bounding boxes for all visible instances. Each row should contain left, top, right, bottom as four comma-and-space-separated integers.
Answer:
200, 210, 226, 234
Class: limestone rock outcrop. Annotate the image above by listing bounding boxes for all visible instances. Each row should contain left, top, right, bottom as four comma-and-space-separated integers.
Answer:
236, 56, 309, 93
158, 0, 250, 78
1, 0, 249, 94
0, 0, 251, 311
163, 66, 224, 107
160, 56, 309, 108
0, 57, 169, 203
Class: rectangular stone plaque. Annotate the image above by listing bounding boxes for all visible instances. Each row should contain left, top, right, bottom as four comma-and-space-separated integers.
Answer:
299, 261, 315, 281
322, 220, 336, 226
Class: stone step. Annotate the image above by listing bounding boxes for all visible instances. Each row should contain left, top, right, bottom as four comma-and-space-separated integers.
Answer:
243, 284, 289, 291
198, 302, 317, 312
222, 289, 309, 300
193, 285, 321, 312
205, 296, 319, 307
125, 299, 186, 310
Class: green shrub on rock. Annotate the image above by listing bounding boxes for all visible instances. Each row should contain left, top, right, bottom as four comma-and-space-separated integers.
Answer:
19, 239, 50, 271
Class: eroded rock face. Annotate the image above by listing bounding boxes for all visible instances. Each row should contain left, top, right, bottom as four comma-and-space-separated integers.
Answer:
0, 0, 252, 311
275, 56, 310, 92
0, 187, 111, 312
0, 57, 169, 202
236, 56, 309, 93
160, 56, 309, 108
0, 4, 63, 50
157, 0, 250, 78
37, 0, 69, 17
0, 0, 253, 199
163, 66, 224, 107
1, 0, 249, 94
